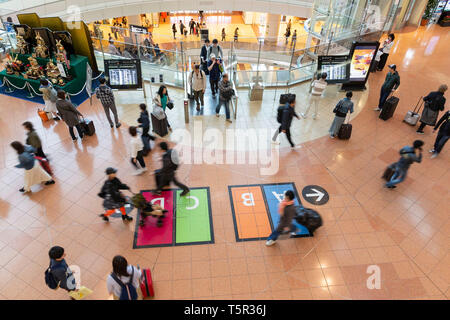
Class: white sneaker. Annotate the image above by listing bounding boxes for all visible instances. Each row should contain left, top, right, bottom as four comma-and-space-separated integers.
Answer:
265, 239, 276, 246
301, 113, 306, 119
291, 144, 302, 149
431, 152, 438, 159
374, 107, 381, 111
141, 167, 148, 173
271, 140, 280, 145
428, 149, 435, 153
290, 232, 297, 236
132, 169, 143, 175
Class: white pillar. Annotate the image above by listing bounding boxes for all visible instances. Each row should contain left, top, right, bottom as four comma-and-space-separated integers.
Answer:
266, 14, 281, 40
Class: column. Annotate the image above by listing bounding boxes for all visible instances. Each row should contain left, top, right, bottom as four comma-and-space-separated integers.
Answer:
265, 14, 281, 40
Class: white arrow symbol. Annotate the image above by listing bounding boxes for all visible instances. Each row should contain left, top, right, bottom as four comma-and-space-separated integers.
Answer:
305, 188, 325, 202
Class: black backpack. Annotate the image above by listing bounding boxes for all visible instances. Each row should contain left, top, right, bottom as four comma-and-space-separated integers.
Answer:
110, 268, 138, 300
277, 105, 286, 123
295, 206, 323, 234
45, 263, 64, 290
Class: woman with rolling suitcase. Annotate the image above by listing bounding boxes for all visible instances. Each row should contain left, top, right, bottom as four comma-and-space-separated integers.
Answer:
329, 91, 354, 138
55, 90, 84, 141
416, 84, 447, 134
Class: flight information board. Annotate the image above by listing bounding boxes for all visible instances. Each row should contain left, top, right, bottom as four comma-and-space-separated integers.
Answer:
104, 59, 142, 89
317, 55, 349, 83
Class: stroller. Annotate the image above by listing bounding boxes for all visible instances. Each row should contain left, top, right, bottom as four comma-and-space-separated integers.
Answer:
130, 193, 167, 227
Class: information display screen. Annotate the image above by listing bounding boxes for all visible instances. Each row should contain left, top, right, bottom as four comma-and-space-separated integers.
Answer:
317, 55, 349, 83
104, 59, 142, 89
130, 24, 148, 34
349, 43, 378, 82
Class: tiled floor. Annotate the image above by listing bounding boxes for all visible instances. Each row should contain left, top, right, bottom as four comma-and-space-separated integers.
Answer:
0, 24, 449, 300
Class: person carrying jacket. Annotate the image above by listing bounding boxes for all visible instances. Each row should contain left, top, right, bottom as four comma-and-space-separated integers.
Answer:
429, 110, 450, 158
56, 90, 84, 141
417, 84, 447, 134
153, 142, 190, 196
23, 121, 46, 159
386, 140, 423, 188
48, 246, 77, 295
98, 167, 133, 222
374, 64, 400, 111
272, 97, 300, 148
189, 64, 207, 110
266, 190, 297, 246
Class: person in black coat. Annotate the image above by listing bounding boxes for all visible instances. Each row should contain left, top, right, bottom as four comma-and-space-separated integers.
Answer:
272, 97, 300, 148
153, 142, 190, 196
417, 84, 447, 134
200, 40, 210, 74
137, 103, 156, 155
430, 110, 450, 158
98, 167, 133, 222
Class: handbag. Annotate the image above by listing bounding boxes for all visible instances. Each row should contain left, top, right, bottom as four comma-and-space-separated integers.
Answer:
167, 101, 174, 110
333, 101, 343, 114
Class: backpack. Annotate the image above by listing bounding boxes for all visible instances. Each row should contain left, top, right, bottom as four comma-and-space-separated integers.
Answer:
277, 105, 286, 123
222, 88, 234, 101
45, 263, 64, 290
110, 268, 138, 300
191, 70, 203, 79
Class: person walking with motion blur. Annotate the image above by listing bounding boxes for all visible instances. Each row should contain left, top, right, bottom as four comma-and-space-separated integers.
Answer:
329, 91, 354, 138
291, 30, 297, 47
56, 90, 84, 141
11, 141, 55, 193
416, 84, 447, 134
272, 96, 300, 148
22, 121, 46, 159
234, 27, 239, 42
137, 103, 156, 155
95, 78, 121, 128
98, 167, 133, 222
107, 255, 142, 300
385, 140, 423, 189
302, 72, 328, 119
265, 190, 297, 246
128, 126, 147, 175
39, 79, 60, 120
153, 142, 190, 196
285, 27, 291, 44
429, 110, 450, 158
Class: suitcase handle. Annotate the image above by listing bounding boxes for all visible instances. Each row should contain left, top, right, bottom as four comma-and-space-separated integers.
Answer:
413, 96, 424, 113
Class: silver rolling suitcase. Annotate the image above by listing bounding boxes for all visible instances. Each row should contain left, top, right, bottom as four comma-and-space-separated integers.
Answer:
403, 96, 423, 126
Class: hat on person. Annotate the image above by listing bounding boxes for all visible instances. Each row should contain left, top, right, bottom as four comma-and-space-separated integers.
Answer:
388, 64, 396, 70
105, 167, 117, 175
210, 53, 216, 59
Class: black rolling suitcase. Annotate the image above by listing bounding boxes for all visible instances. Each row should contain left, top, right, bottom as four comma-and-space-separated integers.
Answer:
279, 93, 296, 105
80, 118, 95, 136
338, 123, 352, 140
379, 95, 399, 121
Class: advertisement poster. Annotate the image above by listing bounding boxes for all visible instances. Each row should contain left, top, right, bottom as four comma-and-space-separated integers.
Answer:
349, 45, 377, 81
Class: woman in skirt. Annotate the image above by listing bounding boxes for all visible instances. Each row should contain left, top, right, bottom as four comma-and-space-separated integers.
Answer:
39, 79, 60, 120
329, 91, 354, 138
11, 141, 55, 193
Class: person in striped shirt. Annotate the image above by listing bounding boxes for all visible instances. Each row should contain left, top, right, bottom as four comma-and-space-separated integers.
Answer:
302, 72, 328, 119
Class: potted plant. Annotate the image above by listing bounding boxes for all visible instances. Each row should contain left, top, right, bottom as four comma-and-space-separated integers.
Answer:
421, 0, 438, 26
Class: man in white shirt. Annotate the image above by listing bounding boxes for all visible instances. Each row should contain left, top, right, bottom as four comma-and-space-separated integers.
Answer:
189, 64, 207, 111
302, 72, 328, 119
377, 33, 395, 71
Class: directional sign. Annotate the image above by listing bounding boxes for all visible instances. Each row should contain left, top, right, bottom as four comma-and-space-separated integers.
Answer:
302, 185, 329, 206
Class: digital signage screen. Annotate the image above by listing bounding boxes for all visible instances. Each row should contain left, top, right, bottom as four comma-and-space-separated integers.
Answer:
104, 59, 142, 89
349, 43, 379, 82
318, 55, 349, 83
